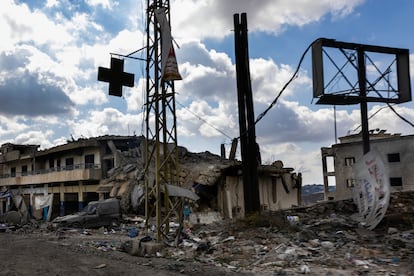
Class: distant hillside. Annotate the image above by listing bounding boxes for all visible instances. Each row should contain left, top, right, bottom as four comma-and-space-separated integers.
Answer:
301, 184, 336, 206
302, 184, 336, 195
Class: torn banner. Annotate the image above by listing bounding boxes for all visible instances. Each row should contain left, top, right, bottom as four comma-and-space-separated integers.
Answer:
35, 194, 54, 221
352, 149, 390, 230
155, 8, 182, 81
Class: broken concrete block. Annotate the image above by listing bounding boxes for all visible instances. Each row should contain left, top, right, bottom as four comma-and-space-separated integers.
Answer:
5, 211, 22, 225
125, 240, 164, 257
141, 241, 164, 256
189, 211, 221, 225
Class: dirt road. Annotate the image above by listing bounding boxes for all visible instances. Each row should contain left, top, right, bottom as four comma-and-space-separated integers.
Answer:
0, 231, 244, 276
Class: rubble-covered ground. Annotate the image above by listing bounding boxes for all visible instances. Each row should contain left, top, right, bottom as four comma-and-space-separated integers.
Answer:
1, 191, 414, 275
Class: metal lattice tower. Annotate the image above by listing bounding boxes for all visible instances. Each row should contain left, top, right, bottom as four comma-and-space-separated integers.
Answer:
144, 0, 180, 241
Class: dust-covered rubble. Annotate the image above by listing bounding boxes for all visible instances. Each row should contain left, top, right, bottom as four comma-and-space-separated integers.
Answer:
2, 191, 414, 275
166, 196, 413, 275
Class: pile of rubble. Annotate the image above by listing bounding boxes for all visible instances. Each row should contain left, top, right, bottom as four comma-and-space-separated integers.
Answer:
21, 190, 407, 275
2, 189, 413, 274
158, 194, 413, 274
98, 145, 235, 214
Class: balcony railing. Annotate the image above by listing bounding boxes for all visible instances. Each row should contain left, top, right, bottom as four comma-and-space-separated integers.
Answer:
0, 163, 102, 186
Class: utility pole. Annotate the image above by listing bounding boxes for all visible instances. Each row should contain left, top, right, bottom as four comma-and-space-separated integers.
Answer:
144, 0, 181, 241
234, 13, 261, 215
98, 0, 181, 241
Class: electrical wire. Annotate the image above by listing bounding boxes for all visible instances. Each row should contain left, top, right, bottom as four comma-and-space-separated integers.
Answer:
352, 104, 392, 132
386, 103, 414, 127
230, 38, 320, 142
138, 31, 414, 145
253, 38, 414, 141
175, 100, 233, 140
352, 102, 414, 133
254, 39, 317, 125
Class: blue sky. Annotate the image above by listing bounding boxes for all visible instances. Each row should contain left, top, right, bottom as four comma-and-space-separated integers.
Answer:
1, 0, 413, 185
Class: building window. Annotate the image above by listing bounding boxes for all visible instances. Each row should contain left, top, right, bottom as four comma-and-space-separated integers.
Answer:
65, 157, 74, 170
387, 153, 400, 163
11, 167, 16, 177
345, 157, 355, 166
390, 177, 403, 187
346, 179, 355, 188
85, 154, 95, 168
22, 165, 28, 176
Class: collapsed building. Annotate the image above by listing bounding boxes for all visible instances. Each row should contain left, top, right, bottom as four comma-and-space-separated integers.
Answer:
0, 135, 302, 223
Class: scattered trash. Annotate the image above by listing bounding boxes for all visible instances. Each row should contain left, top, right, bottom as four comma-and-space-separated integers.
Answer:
221, 236, 235, 243
94, 264, 107, 269
287, 215, 299, 224
388, 227, 399, 234
127, 227, 138, 238
7, 189, 412, 275
139, 236, 152, 246
320, 241, 335, 249
352, 259, 370, 267
0, 223, 8, 232
300, 264, 310, 274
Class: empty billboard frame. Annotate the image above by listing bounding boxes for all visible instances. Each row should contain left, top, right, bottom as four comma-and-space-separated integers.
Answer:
312, 38, 411, 105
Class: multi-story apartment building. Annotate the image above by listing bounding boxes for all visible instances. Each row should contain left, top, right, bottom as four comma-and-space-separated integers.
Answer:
0, 134, 304, 222
0, 135, 142, 219
321, 130, 414, 200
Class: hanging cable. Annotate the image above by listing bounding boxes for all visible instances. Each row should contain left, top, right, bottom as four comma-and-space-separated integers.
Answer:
352, 102, 414, 134
386, 103, 414, 127
249, 38, 414, 143
353, 104, 392, 132
231, 39, 320, 142
175, 100, 233, 140
254, 39, 316, 125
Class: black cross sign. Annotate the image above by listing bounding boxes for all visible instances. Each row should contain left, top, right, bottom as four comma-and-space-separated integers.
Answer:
98, 57, 134, 97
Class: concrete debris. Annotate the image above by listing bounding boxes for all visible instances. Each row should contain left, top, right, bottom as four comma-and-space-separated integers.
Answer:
3, 210, 22, 225
97, 147, 228, 214
165, 184, 200, 201
189, 211, 221, 225
2, 190, 413, 274
95, 140, 302, 225
44, 191, 414, 273
94, 263, 107, 269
